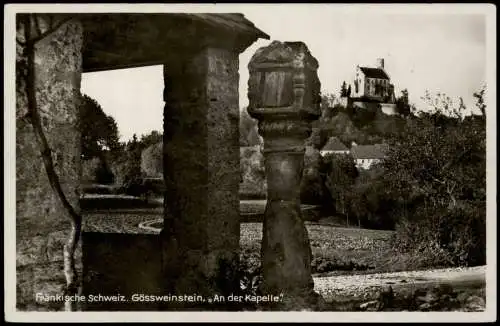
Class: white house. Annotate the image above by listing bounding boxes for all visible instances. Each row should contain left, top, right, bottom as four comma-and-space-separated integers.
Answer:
351, 143, 389, 169
320, 137, 350, 157
352, 58, 396, 104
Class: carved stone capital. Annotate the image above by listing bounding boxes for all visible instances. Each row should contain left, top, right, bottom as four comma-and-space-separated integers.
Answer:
247, 41, 321, 155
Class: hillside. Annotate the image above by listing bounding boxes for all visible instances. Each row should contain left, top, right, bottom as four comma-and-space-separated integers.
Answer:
240, 102, 409, 151
313, 105, 408, 149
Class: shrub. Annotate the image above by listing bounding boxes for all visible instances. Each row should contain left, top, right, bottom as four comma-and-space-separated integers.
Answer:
240, 146, 267, 198
94, 159, 115, 184
238, 249, 262, 301
390, 216, 455, 270
439, 202, 486, 266
310, 255, 375, 274
390, 202, 486, 268
323, 153, 358, 219
382, 90, 486, 268
338, 165, 399, 230
141, 142, 163, 178
300, 147, 330, 206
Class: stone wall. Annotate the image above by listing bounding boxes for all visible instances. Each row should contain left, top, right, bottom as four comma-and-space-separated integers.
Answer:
81, 232, 162, 311
16, 16, 83, 311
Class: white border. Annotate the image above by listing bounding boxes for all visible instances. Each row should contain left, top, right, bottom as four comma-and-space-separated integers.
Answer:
4, 3, 497, 323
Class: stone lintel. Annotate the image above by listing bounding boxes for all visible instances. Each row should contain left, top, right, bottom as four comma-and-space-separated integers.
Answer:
81, 13, 268, 73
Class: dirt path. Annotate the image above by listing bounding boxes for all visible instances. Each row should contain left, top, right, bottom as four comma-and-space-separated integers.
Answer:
313, 265, 486, 302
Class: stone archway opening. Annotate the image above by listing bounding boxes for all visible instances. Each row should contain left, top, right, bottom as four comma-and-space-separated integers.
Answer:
16, 12, 269, 312
79, 14, 270, 311
79, 64, 165, 212
78, 65, 167, 312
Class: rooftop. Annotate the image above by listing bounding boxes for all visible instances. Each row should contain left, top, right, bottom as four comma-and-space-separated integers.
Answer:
351, 143, 389, 159
321, 137, 349, 152
359, 67, 390, 80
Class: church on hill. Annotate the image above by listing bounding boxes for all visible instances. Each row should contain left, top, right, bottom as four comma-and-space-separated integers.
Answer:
341, 58, 398, 116
352, 58, 396, 103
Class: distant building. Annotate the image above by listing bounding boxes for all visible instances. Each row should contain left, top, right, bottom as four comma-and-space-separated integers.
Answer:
352, 58, 395, 101
351, 143, 389, 170
320, 137, 350, 156
350, 58, 397, 115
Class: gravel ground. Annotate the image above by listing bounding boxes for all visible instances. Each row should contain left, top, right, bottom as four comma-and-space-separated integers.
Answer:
81, 206, 487, 309
313, 265, 486, 302
83, 212, 161, 234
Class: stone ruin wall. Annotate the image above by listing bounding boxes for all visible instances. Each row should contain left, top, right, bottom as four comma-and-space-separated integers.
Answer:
16, 16, 83, 311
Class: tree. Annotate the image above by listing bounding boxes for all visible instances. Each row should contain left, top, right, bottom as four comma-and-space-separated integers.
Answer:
340, 81, 348, 97
382, 89, 486, 266
78, 94, 121, 184
112, 133, 148, 196
240, 146, 267, 198
124, 134, 143, 179
348, 165, 397, 230
240, 107, 261, 146
395, 89, 411, 116
320, 92, 337, 120
473, 86, 486, 117
300, 146, 329, 206
323, 153, 359, 226
140, 130, 163, 149
141, 141, 163, 178
79, 94, 120, 160
94, 158, 115, 184
305, 127, 328, 150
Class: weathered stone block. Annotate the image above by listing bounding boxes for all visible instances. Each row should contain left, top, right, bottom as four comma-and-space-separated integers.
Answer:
81, 232, 162, 311
16, 15, 83, 311
162, 47, 240, 305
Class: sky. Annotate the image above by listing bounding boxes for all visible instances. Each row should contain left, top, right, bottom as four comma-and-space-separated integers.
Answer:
81, 5, 489, 142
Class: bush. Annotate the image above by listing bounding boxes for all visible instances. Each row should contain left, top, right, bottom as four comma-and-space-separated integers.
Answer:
390, 217, 455, 270
300, 147, 330, 206
323, 153, 358, 218
310, 255, 375, 274
141, 142, 163, 178
439, 203, 486, 266
240, 146, 267, 198
141, 178, 165, 196
390, 202, 486, 268
382, 90, 486, 269
334, 165, 399, 230
122, 178, 145, 197
94, 159, 115, 184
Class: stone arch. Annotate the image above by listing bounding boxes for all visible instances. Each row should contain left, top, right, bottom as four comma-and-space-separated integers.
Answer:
16, 12, 269, 311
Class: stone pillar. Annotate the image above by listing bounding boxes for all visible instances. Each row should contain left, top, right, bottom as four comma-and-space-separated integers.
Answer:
161, 47, 240, 309
247, 41, 324, 310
